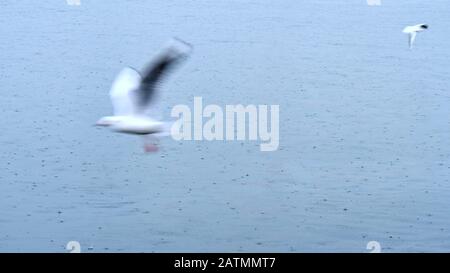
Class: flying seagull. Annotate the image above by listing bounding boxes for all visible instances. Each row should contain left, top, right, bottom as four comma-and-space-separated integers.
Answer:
403, 24, 428, 49
96, 38, 192, 152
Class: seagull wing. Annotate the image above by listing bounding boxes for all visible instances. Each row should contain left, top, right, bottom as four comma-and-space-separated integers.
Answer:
109, 67, 142, 116
409, 32, 417, 49
134, 39, 192, 113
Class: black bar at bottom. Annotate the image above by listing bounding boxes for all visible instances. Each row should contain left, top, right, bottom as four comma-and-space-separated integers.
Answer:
0, 253, 445, 272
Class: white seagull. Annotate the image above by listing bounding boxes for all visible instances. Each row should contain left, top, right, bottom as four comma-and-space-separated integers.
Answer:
96, 38, 192, 152
402, 24, 428, 49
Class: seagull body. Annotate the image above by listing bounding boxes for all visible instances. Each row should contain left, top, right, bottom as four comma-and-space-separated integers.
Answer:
98, 115, 164, 135
403, 24, 428, 49
96, 39, 192, 151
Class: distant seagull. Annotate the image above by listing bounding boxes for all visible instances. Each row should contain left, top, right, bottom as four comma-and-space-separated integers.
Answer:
96, 38, 192, 152
403, 24, 428, 49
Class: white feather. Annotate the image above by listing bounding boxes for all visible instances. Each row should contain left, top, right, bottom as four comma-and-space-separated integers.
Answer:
109, 67, 141, 115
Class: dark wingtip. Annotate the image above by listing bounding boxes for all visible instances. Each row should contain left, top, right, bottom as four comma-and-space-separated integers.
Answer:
168, 37, 193, 56
173, 37, 193, 48
421, 24, 429, 29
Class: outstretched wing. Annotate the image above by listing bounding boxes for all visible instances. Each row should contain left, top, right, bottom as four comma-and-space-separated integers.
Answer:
109, 67, 142, 115
134, 39, 192, 112
409, 32, 417, 49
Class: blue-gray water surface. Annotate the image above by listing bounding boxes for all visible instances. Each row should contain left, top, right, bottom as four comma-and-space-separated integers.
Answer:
1, 0, 450, 252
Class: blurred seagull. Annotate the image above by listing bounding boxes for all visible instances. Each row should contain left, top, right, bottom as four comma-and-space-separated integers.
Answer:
403, 24, 428, 49
96, 38, 192, 152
